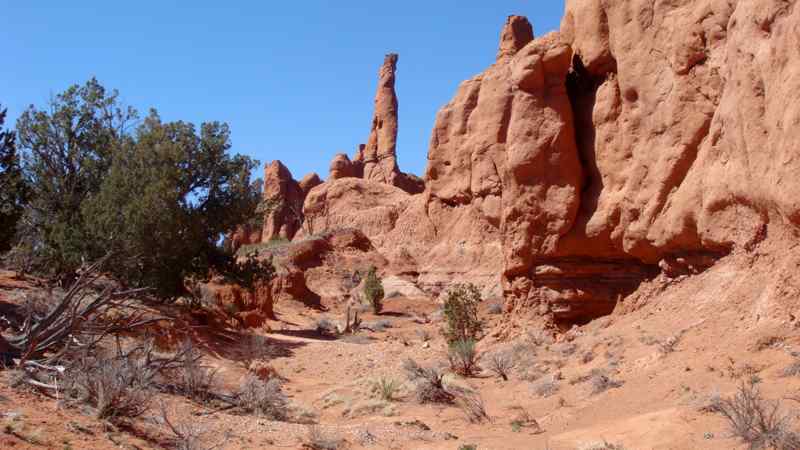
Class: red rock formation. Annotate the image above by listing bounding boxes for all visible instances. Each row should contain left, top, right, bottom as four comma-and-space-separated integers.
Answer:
264, 228, 378, 306
497, 15, 535, 60
329, 54, 425, 195
362, 53, 401, 186
261, 161, 306, 242
298, 172, 322, 196
202, 279, 274, 328
328, 153, 357, 180
246, 3, 800, 327
228, 223, 262, 253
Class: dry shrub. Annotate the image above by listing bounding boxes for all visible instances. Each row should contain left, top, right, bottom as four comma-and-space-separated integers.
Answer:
552, 342, 578, 357
170, 341, 218, 403
236, 375, 288, 420
484, 351, 516, 381
402, 358, 454, 404
303, 426, 343, 450
782, 355, 800, 378
238, 334, 275, 368
657, 333, 683, 355
714, 381, 800, 450
452, 387, 490, 424
160, 403, 225, 450
532, 376, 559, 398
68, 354, 153, 421
315, 318, 337, 336
589, 370, 624, 395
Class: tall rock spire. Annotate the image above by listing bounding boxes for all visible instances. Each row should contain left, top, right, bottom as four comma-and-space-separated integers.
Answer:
362, 53, 400, 186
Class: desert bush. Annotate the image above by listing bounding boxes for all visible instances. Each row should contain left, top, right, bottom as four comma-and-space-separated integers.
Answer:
452, 387, 490, 424
238, 334, 275, 368
589, 370, 624, 395
511, 341, 537, 372
714, 381, 800, 450
484, 351, 517, 381
172, 341, 218, 403
658, 334, 682, 355
458, 445, 478, 450
363, 267, 384, 314
235, 376, 288, 420
315, 317, 337, 336
532, 376, 560, 398
304, 426, 343, 450
448, 339, 480, 376
160, 403, 225, 450
554, 342, 579, 357
442, 283, 483, 343
372, 377, 401, 402
68, 353, 153, 421
402, 358, 454, 404
782, 356, 800, 377
370, 319, 393, 331
696, 388, 723, 413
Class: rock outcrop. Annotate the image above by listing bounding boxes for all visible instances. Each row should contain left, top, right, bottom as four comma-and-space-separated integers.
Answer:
362, 53, 401, 186
239, 2, 800, 327
324, 55, 425, 195
329, 153, 357, 180
261, 161, 319, 242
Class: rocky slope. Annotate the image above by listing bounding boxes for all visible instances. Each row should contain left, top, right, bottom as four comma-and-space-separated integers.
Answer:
240, 0, 800, 328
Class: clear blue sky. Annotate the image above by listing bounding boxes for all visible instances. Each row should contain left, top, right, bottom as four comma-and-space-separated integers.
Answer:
1, 1, 565, 179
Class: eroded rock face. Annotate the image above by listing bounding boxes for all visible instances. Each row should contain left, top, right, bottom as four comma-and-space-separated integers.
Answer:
244, 3, 800, 326
261, 161, 306, 242
329, 153, 357, 180
298, 173, 322, 195
362, 53, 401, 186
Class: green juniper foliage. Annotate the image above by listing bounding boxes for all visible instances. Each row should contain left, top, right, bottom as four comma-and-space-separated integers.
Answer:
82, 110, 262, 297
363, 266, 384, 314
15, 79, 266, 297
442, 283, 483, 343
16, 79, 135, 273
0, 105, 27, 253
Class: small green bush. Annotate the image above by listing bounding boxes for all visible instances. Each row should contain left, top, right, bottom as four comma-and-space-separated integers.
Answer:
442, 283, 483, 343
372, 378, 400, 401
448, 339, 479, 376
363, 267, 384, 314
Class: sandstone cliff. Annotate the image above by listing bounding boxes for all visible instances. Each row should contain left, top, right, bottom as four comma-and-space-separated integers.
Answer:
242, 1, 800, 327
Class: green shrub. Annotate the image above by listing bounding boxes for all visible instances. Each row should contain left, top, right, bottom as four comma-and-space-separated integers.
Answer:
372, 378, 400, 401
0, 105, 27, 253
14, 79, 263, 297
448, 339, 479, 376
442, 283, 483, 343
363, 267, 384, 314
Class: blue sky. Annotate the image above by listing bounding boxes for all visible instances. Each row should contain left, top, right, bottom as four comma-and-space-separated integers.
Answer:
1, 1, 566, 179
